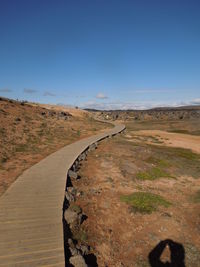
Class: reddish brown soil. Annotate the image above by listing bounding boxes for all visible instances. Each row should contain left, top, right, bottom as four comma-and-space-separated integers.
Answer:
73, 134, 200, 267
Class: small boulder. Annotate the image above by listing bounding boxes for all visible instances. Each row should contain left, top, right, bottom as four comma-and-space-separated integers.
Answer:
61, 111, 67, 116
64, 205, 82, 226
88, 143, 97, 152
68, 170, 78, 179
64, 209, 79, 225
68, 187, 77, 196
78, 153, 86, 161
76, 190, 84, 197
77, 244, 90, 255
73, 160, 79, 170
48, 111, 56, 116
70, 246, 79, 256
68, 239, 79, 256
65, 191, 75, 203
69, 255, 87, 267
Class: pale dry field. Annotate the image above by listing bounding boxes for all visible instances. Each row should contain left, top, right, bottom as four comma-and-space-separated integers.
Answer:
129, 130, 200, 153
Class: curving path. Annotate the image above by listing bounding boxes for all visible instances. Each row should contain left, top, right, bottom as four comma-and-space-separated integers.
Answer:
0, 123, 125, 267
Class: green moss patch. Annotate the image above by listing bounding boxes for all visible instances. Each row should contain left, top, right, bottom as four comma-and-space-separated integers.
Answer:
145, 145, 200, 178
120, 192, 171, 214
146, 156, 170, 168
136, 167, 171, 180
171, 148, 200, 161
73, 229, 88, 243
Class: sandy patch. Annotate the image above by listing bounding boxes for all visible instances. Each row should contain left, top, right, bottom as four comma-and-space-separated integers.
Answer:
132, 130, 200, 154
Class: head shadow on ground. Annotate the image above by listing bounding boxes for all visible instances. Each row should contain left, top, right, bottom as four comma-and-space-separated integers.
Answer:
148, 239, 185, 267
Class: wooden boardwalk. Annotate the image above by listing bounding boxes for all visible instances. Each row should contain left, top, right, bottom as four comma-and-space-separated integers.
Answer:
0, 124, 125, 266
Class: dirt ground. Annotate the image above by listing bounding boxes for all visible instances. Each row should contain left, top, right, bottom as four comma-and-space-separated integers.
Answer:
73, 122, 200, 267
32, 102, 89, 118
129, 130, 200, 154
0, 98, 111, 195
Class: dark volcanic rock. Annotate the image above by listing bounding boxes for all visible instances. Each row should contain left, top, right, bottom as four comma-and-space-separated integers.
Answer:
68, 170, 78, 179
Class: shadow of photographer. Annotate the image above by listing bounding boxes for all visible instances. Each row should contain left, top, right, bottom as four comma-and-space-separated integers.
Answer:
148, 239, 185, 267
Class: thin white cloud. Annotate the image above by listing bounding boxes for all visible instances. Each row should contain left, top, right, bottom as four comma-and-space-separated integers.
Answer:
80, 101, 161, 110
56, 103, 74, 108
24, 88, 37, 94
44, 91, 56, 97
75, 95, 86, 98
96, 93, 108, 99
80, 98, 200, 110
190, 98, 200, 105
133, 89, 171, 93
0, 88, 12, 93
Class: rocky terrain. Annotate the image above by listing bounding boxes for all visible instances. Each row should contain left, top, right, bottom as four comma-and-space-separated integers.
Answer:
0, 97, 111, 195
91, 106, 200, 121
62, 143, 99, 266
67, 120, 200, 266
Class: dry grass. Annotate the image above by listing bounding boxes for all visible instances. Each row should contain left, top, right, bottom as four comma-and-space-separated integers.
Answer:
125, 119, 200, 135
0, 98, 112, 195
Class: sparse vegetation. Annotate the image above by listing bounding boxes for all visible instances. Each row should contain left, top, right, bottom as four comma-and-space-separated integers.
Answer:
70, 204, 82, 214
169, 129, 200, 136
106, 177, 114, 183
136, 167, 171, 180
73, 229, 88, 243
125, 118, 200, 136
120, 192, 171, 213
145, 145, 200, 178
191, 190, 200, 203
77, 130, 81, 136
169, 129, 189, 134
147, 135, 164, 144
146, 156, 170, 168
160, 146, 200, 161
15, 144, 29, 153
1, 157, 8, 163
0, 127, 6, 135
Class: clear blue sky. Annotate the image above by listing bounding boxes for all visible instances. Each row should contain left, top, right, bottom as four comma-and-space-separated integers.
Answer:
0, 0, 200, 109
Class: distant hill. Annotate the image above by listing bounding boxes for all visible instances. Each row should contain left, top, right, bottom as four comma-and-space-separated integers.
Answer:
150, 105, 200, 111
85, 105, 200, 112
91, 105, 200, 121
